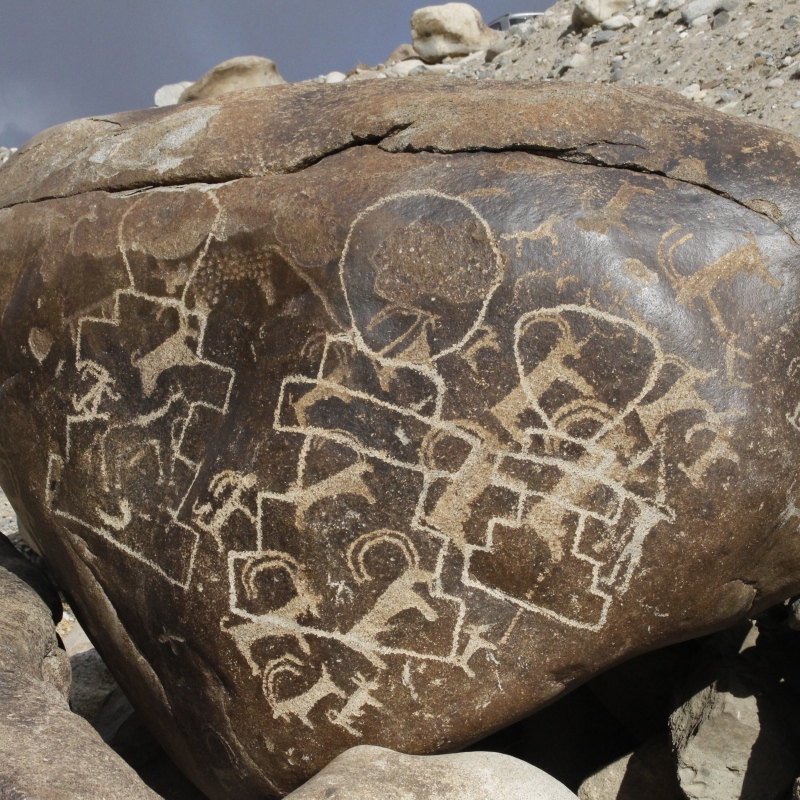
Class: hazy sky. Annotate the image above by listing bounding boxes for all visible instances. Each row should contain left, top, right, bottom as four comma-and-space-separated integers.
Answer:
1, 1, 550, 148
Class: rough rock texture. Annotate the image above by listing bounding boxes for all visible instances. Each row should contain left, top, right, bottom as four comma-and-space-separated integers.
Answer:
0, 536, 160, 799
284, 746, 578, 799
437, 0, 800, 138
577, 737, 683, 799
410, 3, 499, 62
669, 620, 800, 799
2, 79, 800, 798
573, 0, 629, 29
179, 56, 285, 103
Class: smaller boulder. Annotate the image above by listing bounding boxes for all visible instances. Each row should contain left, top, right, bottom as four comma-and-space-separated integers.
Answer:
153, 81, 192, 107
681, 0, 721, 24
572, 0, 628, 28
324, 71, 347, 84
285, 746, 578, 799
179, 56, 285, 103
601, 14, 630, 29
384, 43, 419, 65
410, 3, 499, 63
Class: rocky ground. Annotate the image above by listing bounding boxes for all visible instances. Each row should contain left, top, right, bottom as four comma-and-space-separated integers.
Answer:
308, 0, 800, 138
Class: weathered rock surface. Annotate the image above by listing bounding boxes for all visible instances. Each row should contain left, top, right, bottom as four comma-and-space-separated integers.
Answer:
285, 746, 578, 799
572, 0, 628, 28
178, 56, 285, 103
411, 3, 499, 62
577, 737, 683, 799
669, 620, 800, 799
0, 536, 160, 799
2, 79, 800, 799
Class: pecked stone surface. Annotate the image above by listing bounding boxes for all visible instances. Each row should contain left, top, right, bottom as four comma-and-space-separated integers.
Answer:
1, 78, 800, 798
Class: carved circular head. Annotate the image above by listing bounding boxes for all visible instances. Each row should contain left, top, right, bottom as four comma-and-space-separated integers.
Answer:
340, 191, 504, 365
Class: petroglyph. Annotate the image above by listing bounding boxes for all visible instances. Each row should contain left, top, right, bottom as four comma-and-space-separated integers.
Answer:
576, 183, 656, 238
45, 196, 234, 588
659, 228, 781, 338
209, 191, 745, 733
41, 184, 753, 740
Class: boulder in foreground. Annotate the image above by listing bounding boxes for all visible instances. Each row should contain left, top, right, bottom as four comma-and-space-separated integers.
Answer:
285, 746, 578, 799
2, 78, 800, 798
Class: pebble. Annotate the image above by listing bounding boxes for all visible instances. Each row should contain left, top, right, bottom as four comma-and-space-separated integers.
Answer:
767, 77, 785, 87
783, 16, 800, 28
735, 30, 751, 39
712, 9, 731, 27
595, 29, 619, 43
792, 100, 800, 108
719, 88, 740, 100
690, 14, 709, 26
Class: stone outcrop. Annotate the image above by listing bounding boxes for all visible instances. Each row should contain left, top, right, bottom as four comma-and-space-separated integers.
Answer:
572, 0, 628, 29
669, 621, 800, 799
2, 79, 800, 798
410, 3, 499, 62
285, 746, 578, 799
0, 535, 160, 799
178, 56, 285, 103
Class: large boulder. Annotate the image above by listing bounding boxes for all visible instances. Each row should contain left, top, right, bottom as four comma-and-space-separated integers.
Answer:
285, 746, 578, 798
179, 56, 285, 103
2, 79, 800, 798
410, 3, 499, 62
0, 536, 160, 799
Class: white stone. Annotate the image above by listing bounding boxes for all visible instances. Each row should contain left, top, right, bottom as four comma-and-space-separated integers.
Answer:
681, 0, 718, 23
768, 78, 785, 88
386, 59, 425, 77
285, 746, 579, 800
179, 56, 285, 103
630, 14, 645, 25
410, 3, 499, 63
601, 14, 631, 28
735, 30, 750, 39
689, 13, 708, 26
325, 71, 347, 84
572, 0, 629, 28
679, 82, 702, 97
154, 81, 193, 107
661, 0, 687, 12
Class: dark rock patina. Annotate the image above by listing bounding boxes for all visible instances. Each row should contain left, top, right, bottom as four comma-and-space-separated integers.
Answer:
1, 79, 800, 798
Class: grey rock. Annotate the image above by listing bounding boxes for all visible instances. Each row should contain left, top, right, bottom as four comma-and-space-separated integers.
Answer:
578, 737, 683, 800
719, 88, 740, 101
756, 50, 775, 60
789, 595, 800, 627
712, 10, 730, 27
718, 0, 737, 9
609, 69, 628, 81
0, 536, 160, 799
681, 0, 719, 24
660, 0, 687, 14
669, 621, 800, 800
69, 647, 119, 725
285, 747, 579, 799
787, 40, 800, 56
595, 28, 619, 41
785, 16, 800, 28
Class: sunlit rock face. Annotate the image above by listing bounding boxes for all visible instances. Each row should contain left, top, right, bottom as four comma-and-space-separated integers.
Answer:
1, 79, 800, 799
